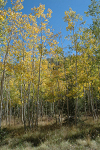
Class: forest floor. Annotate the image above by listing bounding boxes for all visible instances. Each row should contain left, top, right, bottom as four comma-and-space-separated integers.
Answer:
1, 116, 100, 150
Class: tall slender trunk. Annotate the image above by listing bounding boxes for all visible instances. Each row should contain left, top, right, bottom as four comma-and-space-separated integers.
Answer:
53, 100, 55, 117
89, 83, 94, 119
14, 107, 16, 126
23, 81, 26, 130
6, 89, 9, 125
91, 82, 97, 120
9, 95, 11, 127
87, 82, 91, 114
57, 79, 61, 125
32, 46, 35, 129
73, 29, 78, 126
75, 51, 78, 125
32, 82, 34, 129
67, 85, 69, 123
36, 55, 42, 127
28, 82, 31, 128
22, 35, 26, 130
46, 101, 47, 116
0, 91, 3, 129
63, 57, 69, 124
0, 36, 11, 129
21, 76, 24, 123
83, 84, 87, 119
36, 21, 43, 128
99, 67, 100, 118
40, 94, 43, 120
62, 30, 70, 124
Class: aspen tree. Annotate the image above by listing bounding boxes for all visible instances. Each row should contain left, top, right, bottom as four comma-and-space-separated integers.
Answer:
85, 0, 100, 115
0, 0, 24, 129
32, 4, 57, 127
64, 8, 85, 125
28, 13, 39, 128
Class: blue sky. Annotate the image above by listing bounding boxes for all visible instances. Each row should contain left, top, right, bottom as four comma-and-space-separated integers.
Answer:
6, 0, 92, 55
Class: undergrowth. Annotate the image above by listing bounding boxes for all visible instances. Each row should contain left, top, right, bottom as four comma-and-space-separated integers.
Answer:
1, 117, 100, 150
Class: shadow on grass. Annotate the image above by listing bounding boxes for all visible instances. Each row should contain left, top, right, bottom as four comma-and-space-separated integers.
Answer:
9, 134, 45, 148
38, 122, 60, 132
64, 120, 100, 142
8, 123, 60, 149
1, 119, 100, 148
0, 128, 9, 141
0, 122, 60, 148
0, 128, 9, 146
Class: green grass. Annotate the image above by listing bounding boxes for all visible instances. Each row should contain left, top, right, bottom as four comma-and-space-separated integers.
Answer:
1, 117, 100, 150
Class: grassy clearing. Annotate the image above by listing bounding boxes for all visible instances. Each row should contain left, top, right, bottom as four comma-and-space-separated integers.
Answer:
1, 116, 100, 150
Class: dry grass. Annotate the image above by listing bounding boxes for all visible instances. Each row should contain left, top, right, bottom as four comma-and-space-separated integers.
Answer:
1, 116, 100, 150
1, 116, 23, 128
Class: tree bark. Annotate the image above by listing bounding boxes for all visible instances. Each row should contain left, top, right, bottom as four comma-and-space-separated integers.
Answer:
0, 36, 11, 129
